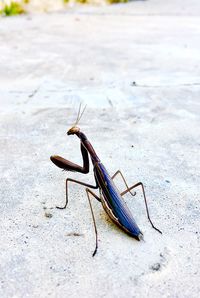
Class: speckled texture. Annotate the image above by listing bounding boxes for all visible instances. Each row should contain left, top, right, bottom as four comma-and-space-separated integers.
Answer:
0, 1, 200, 297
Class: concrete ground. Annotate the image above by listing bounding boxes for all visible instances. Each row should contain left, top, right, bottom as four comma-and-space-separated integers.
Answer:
0, 0, 200, 297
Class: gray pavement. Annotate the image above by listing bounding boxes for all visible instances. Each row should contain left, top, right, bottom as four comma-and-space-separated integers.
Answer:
0, 1, 200, 297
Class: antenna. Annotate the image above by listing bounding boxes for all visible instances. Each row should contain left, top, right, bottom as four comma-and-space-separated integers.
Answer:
74, 103, 87, 126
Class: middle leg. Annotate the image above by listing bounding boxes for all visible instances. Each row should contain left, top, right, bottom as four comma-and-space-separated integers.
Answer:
112, 170, 136, 197
56, 178, 99, 209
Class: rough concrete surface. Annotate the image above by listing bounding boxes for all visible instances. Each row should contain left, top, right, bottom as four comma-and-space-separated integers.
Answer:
0, 1, 200, 297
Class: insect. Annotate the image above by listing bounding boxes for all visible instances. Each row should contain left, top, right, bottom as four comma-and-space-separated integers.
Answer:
50, 105, 162, 256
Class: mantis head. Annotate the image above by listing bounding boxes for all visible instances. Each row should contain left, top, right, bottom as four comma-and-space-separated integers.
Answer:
67, 126, 80, 135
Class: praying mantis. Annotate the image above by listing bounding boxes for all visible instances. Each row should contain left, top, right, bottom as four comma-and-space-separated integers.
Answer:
50, 105, 162, 256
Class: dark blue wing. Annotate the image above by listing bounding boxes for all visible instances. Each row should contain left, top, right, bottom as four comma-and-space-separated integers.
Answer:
94, 163, 142, 239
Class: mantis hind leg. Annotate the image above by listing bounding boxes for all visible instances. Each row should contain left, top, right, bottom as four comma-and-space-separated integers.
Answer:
121, 182, 162, 234
57, 182, 100, 257
85, 188, 100, 257
112, 170, 136, 197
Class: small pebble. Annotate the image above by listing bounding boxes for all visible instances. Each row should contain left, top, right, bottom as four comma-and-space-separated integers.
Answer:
45, 212, 53, 218
150, 263, 161, 271
66, 232, 83, 237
